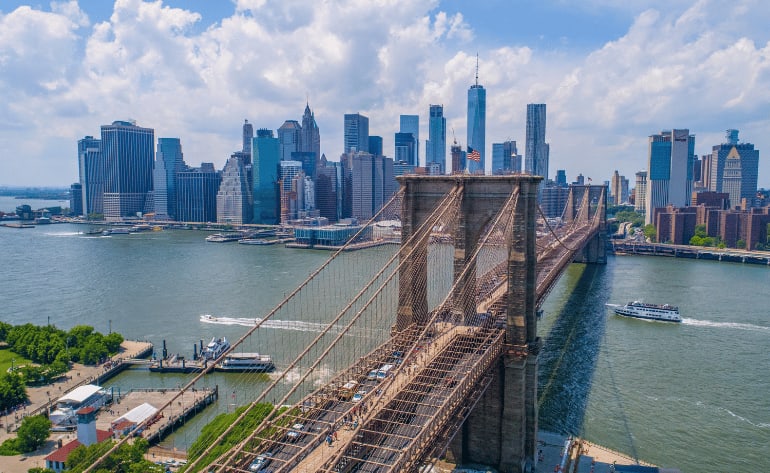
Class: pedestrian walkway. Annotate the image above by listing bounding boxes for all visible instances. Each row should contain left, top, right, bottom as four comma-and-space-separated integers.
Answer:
0, 340, 153, 473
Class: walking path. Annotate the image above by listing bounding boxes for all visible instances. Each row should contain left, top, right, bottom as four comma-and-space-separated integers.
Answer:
0, 340, 152, 473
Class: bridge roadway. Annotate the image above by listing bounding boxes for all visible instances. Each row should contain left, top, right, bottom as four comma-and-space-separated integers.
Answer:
478, 219, 602, 318
223, 323, 505, 473
218, 196, 604, 473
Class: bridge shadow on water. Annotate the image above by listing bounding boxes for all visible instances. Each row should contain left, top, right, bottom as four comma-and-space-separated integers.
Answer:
537, 262, 613, 436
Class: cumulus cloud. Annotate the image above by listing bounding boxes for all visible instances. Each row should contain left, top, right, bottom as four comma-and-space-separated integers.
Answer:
0, 0, 768, 188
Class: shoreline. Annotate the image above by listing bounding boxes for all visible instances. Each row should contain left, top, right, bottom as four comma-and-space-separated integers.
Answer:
611, 241, 770, 265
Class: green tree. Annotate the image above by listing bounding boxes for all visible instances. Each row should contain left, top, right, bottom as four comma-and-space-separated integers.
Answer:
694, 224, 707, 238
17, 415, 51, 453
28, 468, 56, 473
0, 371, 27, 411
643, 224, 656, 242
67, 438, 161, 473
104, 332, 124, 353
0, 321, 12, 341
81, 336, 108, 365
613, 210, 644, 227
736, 239, 746, 249
68, 326, 95, 348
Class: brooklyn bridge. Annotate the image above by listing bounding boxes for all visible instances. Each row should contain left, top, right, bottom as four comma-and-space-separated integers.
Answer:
88, 175, 607, 473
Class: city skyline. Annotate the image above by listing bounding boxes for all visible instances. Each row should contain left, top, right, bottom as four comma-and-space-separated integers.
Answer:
1, 0, 769, 186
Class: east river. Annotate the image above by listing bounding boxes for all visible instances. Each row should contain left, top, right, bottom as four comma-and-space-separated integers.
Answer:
0, 219, 767, 472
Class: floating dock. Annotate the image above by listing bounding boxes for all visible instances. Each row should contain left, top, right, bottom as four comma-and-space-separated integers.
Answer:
148, 357, 212, 373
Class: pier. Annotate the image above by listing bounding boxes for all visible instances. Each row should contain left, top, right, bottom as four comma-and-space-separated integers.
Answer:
102, 387, 218, 444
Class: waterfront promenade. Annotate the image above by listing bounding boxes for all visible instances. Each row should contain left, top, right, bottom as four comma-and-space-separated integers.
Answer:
0, 340, 152, 472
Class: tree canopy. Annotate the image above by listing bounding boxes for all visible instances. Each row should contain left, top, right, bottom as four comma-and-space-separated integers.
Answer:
2, 323, 123, 367
67, 438, 162, 473
17, 415, 51, 452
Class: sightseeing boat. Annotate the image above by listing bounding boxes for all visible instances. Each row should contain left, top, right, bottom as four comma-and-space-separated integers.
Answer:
201, 336, 231, 359
205, 232, 243, 242
215, 353, 275, 373
611, 301, 682, 323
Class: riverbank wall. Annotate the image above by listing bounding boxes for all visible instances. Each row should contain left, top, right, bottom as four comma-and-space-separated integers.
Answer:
611, 241, 770, 265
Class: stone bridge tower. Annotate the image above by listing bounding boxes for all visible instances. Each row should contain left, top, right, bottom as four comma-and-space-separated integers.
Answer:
396, 175, 542, 473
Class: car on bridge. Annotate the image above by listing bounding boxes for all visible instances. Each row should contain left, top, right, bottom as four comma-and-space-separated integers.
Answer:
338, 380, 359, 400
248, 452, 273, 472
376, 363, 395, 380
286, 423, 305, 442
352, 390, 367, 402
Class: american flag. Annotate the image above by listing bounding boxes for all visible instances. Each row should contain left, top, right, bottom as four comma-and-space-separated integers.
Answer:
467, 146, 481, 162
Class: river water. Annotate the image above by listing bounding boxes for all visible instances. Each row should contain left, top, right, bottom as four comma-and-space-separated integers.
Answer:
0, 221, 767, 472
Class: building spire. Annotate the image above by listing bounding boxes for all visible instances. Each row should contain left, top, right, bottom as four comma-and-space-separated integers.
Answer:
475, 53, 479, 86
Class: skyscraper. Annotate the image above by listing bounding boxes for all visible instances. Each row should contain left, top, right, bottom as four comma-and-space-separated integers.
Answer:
253, 129, 281, 224
707, 129, 759, 207
426, 104, 446, 174
491, 141, 520, 174
243, 120, 254, 154
77, 135, 103, 218
153, 137, 185, 220
344, 113, 369, 153
177, 163, 220, 223
316, 157, 341, 222
722, 148, 743, 207
644, 129, 695, 224
610, 170, 629, 205
466, 57, 486, 174
299, 103, 320, 159
341, 151, 394, 221
100, 120, 155, 220
525, 104, 549, 179
555, 170, 567, 187
368, 136, 383, 156
279, 160, 304, 222
69, 183, 83, 217
635, 171, 648, 213
450, 139, 464, 174
277, 120, 302, 161
394, 132, 416, 165
399, 115, 419, 166
217, 154, 252, 224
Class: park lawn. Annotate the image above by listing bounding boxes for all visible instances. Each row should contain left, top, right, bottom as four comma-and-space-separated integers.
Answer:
0, 347, 32, 373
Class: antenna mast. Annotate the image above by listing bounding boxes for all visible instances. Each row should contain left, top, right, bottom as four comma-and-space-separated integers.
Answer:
475, 53, 479, 86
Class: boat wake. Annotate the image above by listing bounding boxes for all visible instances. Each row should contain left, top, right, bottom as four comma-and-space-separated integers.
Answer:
45, 231, 83, 237
201, 314, 329, 332
200, 314, 389, 339
693, 400, 770, 429
682, 318, 770, 332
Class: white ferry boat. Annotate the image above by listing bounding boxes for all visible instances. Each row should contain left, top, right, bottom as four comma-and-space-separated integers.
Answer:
205, 232, 243, 242
611, 301, 682, 323
215, 353, 275, 373
201, 336, 231, 359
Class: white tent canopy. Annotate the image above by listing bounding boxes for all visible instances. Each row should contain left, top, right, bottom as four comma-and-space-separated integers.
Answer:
57, 384, 102, 405
113, 402, 158, 425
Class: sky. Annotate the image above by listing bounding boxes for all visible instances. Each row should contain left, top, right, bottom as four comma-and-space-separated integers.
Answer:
0, 0, 769, 187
